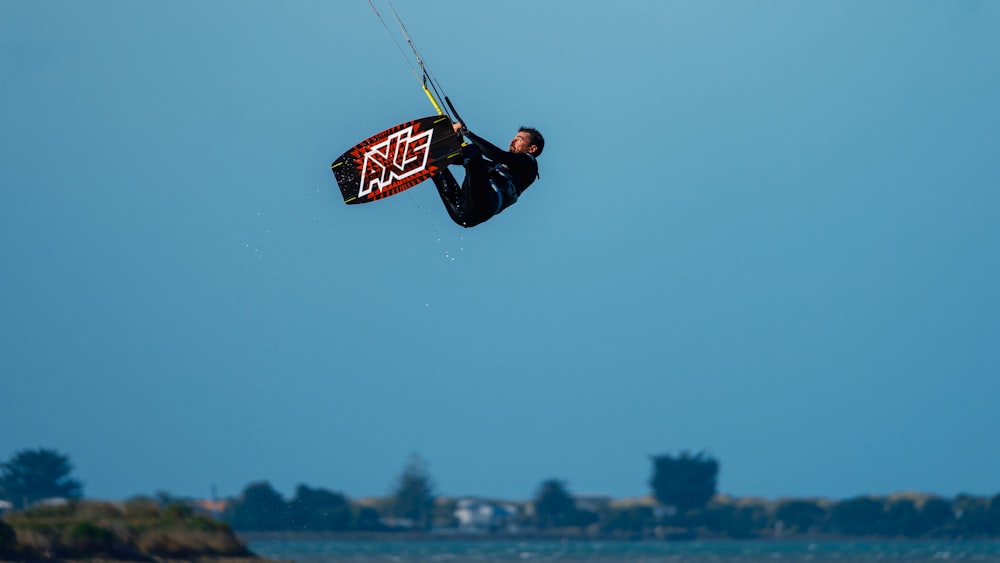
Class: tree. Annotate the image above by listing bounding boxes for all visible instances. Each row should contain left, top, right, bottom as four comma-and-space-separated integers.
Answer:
390, 453, 436, 529
648, 451, 718, 516
919, 496, 954, 536
775, 499, 827, 534
0, 448, 83, 508
354, 506, 383, 531
533, 479, 575, 529
884, 498, 922, 537
287, 485, 352, 531
0, 519, 15, 554
601, 505, 654, 535
225, 481, 289, 531
953, 494, 991, 536
988, 493, 1000, 536
701, 502, 761, 539
830, 496, 884, 536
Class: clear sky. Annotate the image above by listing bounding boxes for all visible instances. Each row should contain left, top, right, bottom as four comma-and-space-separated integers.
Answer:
2, 1, 999, 504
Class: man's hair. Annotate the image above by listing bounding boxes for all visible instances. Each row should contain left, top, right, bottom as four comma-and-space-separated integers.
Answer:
520, 126, 544, 157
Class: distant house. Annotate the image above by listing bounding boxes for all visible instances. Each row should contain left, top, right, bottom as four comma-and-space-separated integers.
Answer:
379, 516, 415, 530
572, 493, 612, 513
29, 498, 69, 508
192, 498, 229, 516
610, 495, 676, 519
653, 504, 677, 519
453, 499, 519, 531
0, 500, 13, 513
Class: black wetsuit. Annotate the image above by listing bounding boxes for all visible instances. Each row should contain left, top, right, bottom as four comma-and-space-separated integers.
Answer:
432, 131, 539, 228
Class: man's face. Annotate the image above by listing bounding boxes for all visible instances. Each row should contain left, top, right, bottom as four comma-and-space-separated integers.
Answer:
509, 131, 536, 154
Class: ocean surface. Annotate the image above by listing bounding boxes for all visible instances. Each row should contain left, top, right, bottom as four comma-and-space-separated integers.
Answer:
246, 538, 1000, 563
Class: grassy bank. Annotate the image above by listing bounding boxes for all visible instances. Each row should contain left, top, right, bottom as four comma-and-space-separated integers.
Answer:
0, 499, 275, 562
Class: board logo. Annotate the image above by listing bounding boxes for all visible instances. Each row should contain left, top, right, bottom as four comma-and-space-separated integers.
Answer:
359, 125, 434, 197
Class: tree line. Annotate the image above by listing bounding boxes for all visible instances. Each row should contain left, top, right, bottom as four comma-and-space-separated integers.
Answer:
4, 448, 1000, 539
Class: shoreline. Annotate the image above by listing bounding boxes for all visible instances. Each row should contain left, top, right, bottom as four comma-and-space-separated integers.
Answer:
237, 530, 982, 543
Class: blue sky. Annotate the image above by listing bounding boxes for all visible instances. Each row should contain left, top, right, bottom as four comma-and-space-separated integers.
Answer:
2, 1, 999, 504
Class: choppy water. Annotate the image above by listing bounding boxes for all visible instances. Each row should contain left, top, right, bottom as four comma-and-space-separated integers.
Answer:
247, 538, 1000, 562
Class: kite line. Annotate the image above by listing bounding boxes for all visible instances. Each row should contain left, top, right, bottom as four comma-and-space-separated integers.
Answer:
366, 0, 464, 123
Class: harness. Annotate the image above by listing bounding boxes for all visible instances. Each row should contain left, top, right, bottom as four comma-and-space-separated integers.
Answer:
489, 154, 536, 216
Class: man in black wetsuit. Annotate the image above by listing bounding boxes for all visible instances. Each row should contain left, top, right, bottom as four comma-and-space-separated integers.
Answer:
431, 122, 544, 228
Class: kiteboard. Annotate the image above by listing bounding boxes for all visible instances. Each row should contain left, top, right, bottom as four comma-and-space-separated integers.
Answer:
332, 115, 464, 205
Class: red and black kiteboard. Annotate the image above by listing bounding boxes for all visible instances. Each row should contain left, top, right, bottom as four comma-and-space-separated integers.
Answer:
332, 115, 464, 204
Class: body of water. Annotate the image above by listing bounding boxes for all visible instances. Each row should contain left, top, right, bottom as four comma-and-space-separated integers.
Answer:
247, 538, 1000, 562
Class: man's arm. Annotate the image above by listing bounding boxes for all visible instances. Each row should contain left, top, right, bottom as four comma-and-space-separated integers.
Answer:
466, 131, 520, 166
451, 122, 513, 163
460, 127, 538, 189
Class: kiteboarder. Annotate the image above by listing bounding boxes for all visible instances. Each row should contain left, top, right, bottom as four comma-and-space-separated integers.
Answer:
432, 123, 545, 228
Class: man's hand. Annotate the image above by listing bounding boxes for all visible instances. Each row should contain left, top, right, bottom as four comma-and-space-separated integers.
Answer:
452, 122, 466, 135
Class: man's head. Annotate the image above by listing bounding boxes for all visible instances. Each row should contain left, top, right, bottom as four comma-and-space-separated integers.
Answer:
510, 127, 544, 157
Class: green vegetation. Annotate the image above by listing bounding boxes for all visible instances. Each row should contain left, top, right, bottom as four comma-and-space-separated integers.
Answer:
222, 454, 440, 533
389, 453, 436, 530
224, 481, 377, 532
225, 482, 289, 532
220, 484, 1000, 540
0, 498, 251, 560
0, 449, 82, 509
217, 453, 1000, 540
649, 451, 719, 516
4, 448, 1000, 546
534, 479, 574, 528
288, 484, 353, 531
0, 518, 16, 554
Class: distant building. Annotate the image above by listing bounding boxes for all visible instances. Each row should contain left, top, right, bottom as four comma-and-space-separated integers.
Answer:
609, 495, 675, 519
453, 499, 519, 531
0, 500, 13, 513
192, 498, 229, 516
572, 493, 612, 513
610, 495, 657, 509
29, 498, 69, 508
653, 504, 677, 519
379, 516, 415, 530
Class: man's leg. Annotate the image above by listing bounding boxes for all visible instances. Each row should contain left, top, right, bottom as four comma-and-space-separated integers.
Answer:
431, 147, 500, 228
431, 167, 468, 226
460, 146, 501, 225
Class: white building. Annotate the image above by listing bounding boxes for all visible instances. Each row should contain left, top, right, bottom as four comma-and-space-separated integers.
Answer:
453, 499, 518, 531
